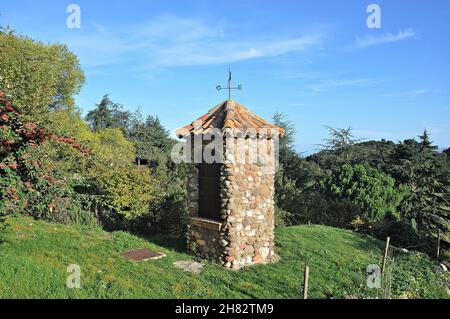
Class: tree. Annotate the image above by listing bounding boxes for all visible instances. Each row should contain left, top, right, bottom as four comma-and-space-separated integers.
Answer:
85, 95, 113, 131
272, 112, 300, 194
0, 30, 85, 122
316, 126, 364, 165
85, 95, 132, 132
389, 131, 450, 245
271, 112, 328, 227
321, 164, 407, 226
272, 112, 295, 153
129, 113, 171, 157
443, 147, 450, 159
318, 126, 362, 151
419, 130, 437, 152
110, 101, 131, 131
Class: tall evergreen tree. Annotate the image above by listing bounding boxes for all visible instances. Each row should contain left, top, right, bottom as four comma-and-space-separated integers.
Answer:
128, 113, 174, 169
390, 131, 450, 245
272, 112, 295, 153
85, 95, 113, 131
443, 147, 450, 158
85, 95, 131, 132
419, 130, 438, 152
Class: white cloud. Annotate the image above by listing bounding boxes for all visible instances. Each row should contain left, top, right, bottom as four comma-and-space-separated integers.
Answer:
308, 78, 376, 92
382, 88, 431, 97
352, 28, 415, 49
64, 14, 326, 69
146, 35, 323, 68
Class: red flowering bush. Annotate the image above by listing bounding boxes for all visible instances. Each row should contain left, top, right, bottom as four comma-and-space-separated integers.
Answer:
0, 90, 88, 216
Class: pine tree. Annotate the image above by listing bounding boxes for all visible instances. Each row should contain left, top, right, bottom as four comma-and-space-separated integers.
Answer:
85, 95, 113, 131
272, 112, 295, 153
391, 131, 450, 246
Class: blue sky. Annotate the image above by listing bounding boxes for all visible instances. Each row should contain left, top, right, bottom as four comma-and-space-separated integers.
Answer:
1, 0, 450, 153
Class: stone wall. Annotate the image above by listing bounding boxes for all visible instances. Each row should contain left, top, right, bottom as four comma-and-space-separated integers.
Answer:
219, 137, 277, 269
188, 217, 223, 262
186, 134, 278, 270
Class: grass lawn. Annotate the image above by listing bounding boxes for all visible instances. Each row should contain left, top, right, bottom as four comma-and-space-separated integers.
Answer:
0, 215, 448, 299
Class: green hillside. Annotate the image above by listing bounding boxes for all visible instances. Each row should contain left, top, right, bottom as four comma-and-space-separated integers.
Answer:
0, 216, 448, 299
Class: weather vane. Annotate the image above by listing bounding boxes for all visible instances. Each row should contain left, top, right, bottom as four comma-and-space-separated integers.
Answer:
216, 68, 242, 100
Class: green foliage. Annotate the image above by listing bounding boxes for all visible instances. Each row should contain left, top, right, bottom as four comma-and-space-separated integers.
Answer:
127, 115, 187, 238
128, 114, 175, 165
308, 139, 397, 172
85, 95, 131, 132
390, 252, 448, 298
444, 147, 450, 158
84, 128, 157, 219
50, 106, 169, 223
118, 105, 187, 238
272, 112, 295, 153
56, 118, 159, 221
96, 166, 157, 219
389, 131, 450, 245
275, 183, 359, 228
0, 30, 85, 122
315, 126, 364, 165
42, 96, 187, 237
318, 126, 362, 152
53, 99, 185, 237
276, 122, 449, 255
320, 164, 408, 226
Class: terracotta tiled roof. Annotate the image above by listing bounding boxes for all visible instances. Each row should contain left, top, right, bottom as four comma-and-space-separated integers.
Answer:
176, 100, 285, 138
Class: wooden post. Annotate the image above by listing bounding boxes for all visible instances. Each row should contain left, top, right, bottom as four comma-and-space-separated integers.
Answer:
303, 266, 309, 299
381, 237, 390, 275
437, 230, 441, 260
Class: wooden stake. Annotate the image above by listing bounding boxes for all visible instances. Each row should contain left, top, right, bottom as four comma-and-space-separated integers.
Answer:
437, 230, 441, 260
381, 237, 390, 275
303, 266, 309, 299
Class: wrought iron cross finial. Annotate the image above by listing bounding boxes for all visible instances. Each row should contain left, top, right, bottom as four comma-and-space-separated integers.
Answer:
216, 68, 242, 100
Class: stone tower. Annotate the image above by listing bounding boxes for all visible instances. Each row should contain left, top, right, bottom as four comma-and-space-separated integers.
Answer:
176, 100, 284, 270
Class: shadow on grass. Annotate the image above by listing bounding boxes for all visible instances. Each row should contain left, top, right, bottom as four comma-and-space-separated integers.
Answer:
96, 214, 189, 254
136, 232, 188, 254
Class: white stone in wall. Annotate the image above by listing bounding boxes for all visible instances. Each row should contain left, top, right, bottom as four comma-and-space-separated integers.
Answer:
246, 229, 256, 237
260, 247, 270, 259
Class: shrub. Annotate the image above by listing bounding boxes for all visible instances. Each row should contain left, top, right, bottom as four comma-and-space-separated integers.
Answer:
275, 171, 359, 228
78, 128, 158, 220
90, 165, 158, 220
320, 164, 408, 227
0, 91, 87, 220
38, 112, 161, 224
